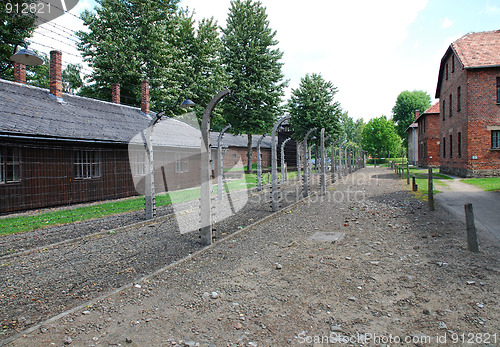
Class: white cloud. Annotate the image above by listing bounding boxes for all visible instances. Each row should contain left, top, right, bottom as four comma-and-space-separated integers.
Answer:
182, 0, 429, 121
441, 17, 454, 28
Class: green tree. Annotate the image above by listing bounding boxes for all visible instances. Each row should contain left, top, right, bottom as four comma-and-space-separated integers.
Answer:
392, 90, 431, 146
361, 116, 401, 157
76, 0, 185, 110
288, 73, 341, 144
0, 0, 36, 76
25, 51, 49, 88
339, 111, 364, 145
62, 63, 83, 94
222, 0, 287, 172
176, 13, 229, 127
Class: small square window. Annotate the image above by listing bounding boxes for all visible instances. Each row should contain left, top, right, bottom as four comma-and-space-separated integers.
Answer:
0, 147, 21, 183
74, 150, 101, 179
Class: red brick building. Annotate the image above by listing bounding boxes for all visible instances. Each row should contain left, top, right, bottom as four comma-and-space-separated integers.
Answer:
416, 102, 441, 167
435, 30, 500, 177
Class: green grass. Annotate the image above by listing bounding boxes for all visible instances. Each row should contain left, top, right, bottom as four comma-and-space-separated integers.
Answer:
460, 177, 500, 192
0, 172, 287, 236
401, 167, 452, 200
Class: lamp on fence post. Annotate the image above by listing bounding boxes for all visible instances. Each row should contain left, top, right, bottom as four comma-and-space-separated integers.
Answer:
217, 124, 231, 200
200, 89, 231, 246
271, 115, 291, 211
144, 98, 195, 220
303, 128, 317, 198
256, 134, 267, 191
281, 137, 292, 183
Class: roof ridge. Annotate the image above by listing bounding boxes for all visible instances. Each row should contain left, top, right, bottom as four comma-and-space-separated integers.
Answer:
0, 78, 151, 119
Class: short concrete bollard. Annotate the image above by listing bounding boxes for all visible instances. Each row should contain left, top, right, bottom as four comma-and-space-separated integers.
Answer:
464, 204, 479, 252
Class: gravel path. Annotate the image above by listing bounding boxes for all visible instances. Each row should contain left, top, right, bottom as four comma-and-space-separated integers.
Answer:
0, 177, 310, 342
3, 167, 500, 346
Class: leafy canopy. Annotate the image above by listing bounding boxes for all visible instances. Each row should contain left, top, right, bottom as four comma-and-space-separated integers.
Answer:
221, 0, 287, 136
288, 73, 341, 143
361, 115, 401, 157
392, 90, 431, 144
340, 111, 364, 145
175, 12, 229, 127
77, 0, 184, 110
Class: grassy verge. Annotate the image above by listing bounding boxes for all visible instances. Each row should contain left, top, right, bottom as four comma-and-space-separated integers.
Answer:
399, 168, 452, 200
460, 177, 500, 192
0, 172, 297, 236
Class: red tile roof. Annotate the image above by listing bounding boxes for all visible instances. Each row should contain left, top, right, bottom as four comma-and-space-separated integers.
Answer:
423, 101, 440, 115
415, 101, 440, 122
436, 30, 500, 97
452, 30, 500, 68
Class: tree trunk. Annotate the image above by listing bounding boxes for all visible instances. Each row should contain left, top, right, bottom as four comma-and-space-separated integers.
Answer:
246, 133, 253, 174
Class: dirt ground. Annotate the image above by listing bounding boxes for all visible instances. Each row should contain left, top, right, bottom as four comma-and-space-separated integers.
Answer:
4, 167, 500, 346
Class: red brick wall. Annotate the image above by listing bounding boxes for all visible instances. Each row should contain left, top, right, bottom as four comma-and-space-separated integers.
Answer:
417, 113, 441, 167
465, 68, 500, 176
222, 147, 271, 170
438, 52, 500, 177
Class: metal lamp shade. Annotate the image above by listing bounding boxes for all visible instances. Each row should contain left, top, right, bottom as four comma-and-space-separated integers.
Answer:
10, 49, 43, 66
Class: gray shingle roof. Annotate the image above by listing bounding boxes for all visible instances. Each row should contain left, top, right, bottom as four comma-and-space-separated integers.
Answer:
0, 79, 270, 149
0, 79, 152, 143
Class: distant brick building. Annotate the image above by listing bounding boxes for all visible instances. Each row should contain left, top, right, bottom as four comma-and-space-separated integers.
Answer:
435, 30, 500, 177
416, 102, 441, 167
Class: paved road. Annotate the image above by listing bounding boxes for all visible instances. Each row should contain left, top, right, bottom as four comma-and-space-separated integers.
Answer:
435, 178, 500, 243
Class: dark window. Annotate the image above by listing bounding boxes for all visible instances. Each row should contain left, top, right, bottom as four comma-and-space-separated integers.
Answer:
0, 147, 20, 183
443, 137, 446, 158
449, 94, 453, 117
457, 86, 461, 111
492, 130, 500, 149
74, 150, 101, 179
458, 132, 462, 158
497, 77, 500, 103
442, 100, 446, 121
450, 134, 453, 158
445, 63, 449, 80
452, 55, 455, 73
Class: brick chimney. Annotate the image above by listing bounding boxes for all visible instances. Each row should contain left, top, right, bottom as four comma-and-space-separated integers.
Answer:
415, 109, 420, 120
50, 50, 63, 100
13, 62, 26, 84
111, 83, 120, 104
141, 80, 149, 114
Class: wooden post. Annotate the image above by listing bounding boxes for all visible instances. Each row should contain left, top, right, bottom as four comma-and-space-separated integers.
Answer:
412, 176, 417, 191
464, 204, 479, 252
428, 168, 435, 211
406, 162, 410, 185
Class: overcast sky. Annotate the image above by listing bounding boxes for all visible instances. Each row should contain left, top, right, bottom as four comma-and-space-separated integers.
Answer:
30, 0, 500, 122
